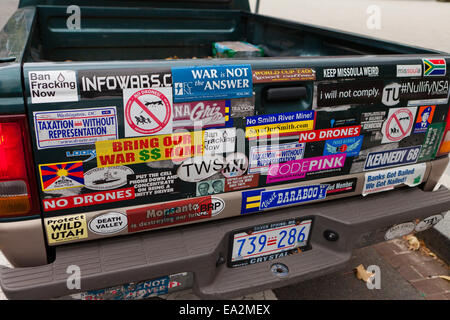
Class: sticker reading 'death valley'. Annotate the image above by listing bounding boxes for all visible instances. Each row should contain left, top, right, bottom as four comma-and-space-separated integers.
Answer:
266, 154, 346, 184
88, 212, 128, 235
84, 166, 134, 191
127, 196, 224, 232
384, 222, 416, 240
252, 68, 316, 83
45, 214, 88, 244
363, 163, 426, 196
39, 161, 84, 191
245, 111, 314, 139
298, 125, 361, 143
28, 70, 78, 104
323, 136, 363, 158
78, 68, 172, 99
124, 87, 173, 137
96, 131, 203, 168
173, 100, 227, 129
249, 142, 305, 174
259, 184, 328, 210
42, 187, 135, 212
34, 107, 118, 150
203, 128, 236, 154
177, 153, 248, 182
423, 58, 446, 77
364, 145, 422, 171
323, 66, 379, 79
381, 107, 417, 144
128, 171, 177, 197
172, 64, 252, 102
413, 105, 435, 134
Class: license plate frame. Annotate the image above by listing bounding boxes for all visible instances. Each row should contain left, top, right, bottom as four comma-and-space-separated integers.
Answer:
227, 217, 313, 268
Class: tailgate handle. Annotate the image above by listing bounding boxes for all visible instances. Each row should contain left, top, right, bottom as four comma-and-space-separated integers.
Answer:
265, 86, 307, 102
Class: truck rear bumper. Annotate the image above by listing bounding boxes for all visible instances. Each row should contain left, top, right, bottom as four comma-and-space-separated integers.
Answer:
1, 186, 450, 300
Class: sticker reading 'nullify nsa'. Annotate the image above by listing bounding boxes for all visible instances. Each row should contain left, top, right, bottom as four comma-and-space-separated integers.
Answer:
172, 64, 252, 102
34, 107, 118, 150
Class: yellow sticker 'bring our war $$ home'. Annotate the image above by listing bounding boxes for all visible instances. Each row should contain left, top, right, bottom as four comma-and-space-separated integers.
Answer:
96, 131, 204, 168
45, 214, 88, 244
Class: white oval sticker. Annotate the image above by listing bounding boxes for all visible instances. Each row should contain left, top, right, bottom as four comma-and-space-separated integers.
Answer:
415, 214, 444, 232
88, 212, 128, 235
84, 166, 134, 191
177, 155, 225, 182
384, 222, 415, 240
211, 197, 225, 216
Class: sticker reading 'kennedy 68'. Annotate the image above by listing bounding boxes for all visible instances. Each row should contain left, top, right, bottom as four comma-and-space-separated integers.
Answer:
33, 107, 118, 149
364, 145, 422, 171
172, 65, 252, 102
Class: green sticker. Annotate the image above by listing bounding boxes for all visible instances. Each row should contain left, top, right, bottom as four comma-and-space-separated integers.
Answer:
418, 122, 445, 162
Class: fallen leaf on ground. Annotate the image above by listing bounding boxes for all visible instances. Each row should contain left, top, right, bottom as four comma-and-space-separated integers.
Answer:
354, 264, 375, 283
404, 234, 420, 251
438, 275, 450, 281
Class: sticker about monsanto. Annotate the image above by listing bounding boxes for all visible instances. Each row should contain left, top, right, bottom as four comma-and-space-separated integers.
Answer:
423, 58, 446, 76
123, 87, 173, 138
39, 161, 84, 191
172, 64, 252, 102
33, 107, 118, 150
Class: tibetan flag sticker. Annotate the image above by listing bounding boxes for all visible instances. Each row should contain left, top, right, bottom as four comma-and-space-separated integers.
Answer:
423, 58, 446, 76
39, 161, 84, 191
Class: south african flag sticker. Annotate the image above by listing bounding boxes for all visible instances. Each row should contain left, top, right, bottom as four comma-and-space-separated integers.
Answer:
423, 58, 446, 76
39, 161, 84, 191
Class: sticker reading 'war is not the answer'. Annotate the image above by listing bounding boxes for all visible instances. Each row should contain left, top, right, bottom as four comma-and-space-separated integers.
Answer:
172, 64, 252, 102
34, 107, 118, 149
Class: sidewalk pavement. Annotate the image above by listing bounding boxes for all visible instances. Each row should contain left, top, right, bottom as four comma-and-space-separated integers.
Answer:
250, 0, 450, 53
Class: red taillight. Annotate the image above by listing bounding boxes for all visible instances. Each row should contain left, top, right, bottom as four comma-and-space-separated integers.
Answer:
0, 115, 40, 218
437, 106, 450, 157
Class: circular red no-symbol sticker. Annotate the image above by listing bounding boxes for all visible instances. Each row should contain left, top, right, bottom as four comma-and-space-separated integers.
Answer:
125, 88, 172, 135
384, 108, 414, 142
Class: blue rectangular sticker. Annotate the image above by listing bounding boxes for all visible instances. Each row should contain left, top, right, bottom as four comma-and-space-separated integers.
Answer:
364, 145, 422, 171
323, 136, 363, 158
259, 185, 328, 210
241, 189, 264, 215
245, 110, 315, 127
172, 65, 252, 102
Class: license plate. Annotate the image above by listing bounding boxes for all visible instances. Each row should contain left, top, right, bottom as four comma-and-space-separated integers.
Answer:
228, 218, 313, 268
